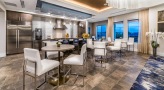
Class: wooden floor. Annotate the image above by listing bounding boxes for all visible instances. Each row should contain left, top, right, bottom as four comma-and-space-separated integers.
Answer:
0, 51, 149, 90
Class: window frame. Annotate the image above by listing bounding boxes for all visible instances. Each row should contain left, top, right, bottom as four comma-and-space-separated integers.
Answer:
96, 24, 107, 40
128, 19, 139, 43
114, 21, 124, 40
88, 27, 91, 35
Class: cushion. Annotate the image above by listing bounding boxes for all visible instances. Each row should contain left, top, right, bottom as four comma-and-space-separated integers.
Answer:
39, 59, 59, 76
26, 59, 59, 76
47, 51, 64, 59
127, 42, 134, 45
64, 54, 83, 65
107, 46, 120, 51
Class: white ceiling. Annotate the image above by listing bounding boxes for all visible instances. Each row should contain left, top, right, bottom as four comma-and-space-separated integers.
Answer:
1, 0, 164, 22
1, 0, 37, 12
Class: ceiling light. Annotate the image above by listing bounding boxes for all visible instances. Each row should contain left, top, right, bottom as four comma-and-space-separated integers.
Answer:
64, 0, 112, 12
70, 21, 72, 25
106, 0, 140, 9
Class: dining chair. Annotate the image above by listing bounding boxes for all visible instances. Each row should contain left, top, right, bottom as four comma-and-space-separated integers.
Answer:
63, 44, 87, 87
94, 42, 107, 68
73, 38, 80, 54
92, 36, 96, 41
46, 41, 64, 59
87, 39, 94, 49
82, 39, 87, 44
121, 38, 128, 50
127, 37, 134, 51
87, 39, 94, 59
107, 39, 122, 60
120, 38, 128, 57
62, 39, 70, 44
23, 48, 59, 90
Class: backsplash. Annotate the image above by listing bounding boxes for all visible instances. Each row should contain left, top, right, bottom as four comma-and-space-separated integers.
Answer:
32, 16, 78, 39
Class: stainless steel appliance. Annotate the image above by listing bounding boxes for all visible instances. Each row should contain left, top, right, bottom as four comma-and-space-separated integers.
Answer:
35, 28, 42, 40
7, 21, 32, 54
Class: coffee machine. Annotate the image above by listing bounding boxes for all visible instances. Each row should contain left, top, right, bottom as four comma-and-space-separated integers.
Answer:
35, 28, 42, 40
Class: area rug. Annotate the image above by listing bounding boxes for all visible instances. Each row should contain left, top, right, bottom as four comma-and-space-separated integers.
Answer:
131, 56, 164, 90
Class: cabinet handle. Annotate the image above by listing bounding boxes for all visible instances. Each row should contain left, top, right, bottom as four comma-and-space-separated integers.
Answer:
16, 30, 17, 48
18, 30, 19, 48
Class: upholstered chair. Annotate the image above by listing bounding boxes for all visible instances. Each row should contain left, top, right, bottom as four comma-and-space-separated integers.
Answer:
127, 37, 134, 51
23, 48, 59, 89
94, 42, 107, 68
87, 39, 94, 49
63, 44, 87, 86
107, 39, 122, 60
73, 38, 80, 54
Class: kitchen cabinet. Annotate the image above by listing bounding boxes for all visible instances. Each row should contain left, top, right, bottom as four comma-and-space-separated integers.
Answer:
6, 10, 33, 55
7, 11, 21, 21
21, 13, 33, 21
7, 11, 33, 21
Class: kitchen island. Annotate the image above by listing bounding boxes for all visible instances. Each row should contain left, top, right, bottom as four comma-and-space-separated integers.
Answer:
33, 38, 86, 50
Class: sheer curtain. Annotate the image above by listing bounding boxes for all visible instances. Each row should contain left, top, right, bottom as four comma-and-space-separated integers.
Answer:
138, 9, 149, 54
107, 17, 114, 40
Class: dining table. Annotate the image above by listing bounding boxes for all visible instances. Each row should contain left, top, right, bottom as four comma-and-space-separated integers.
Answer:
41, 44, 75, 85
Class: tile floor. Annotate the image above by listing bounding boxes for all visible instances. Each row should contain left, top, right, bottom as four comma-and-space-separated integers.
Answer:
0, 51, 149, 90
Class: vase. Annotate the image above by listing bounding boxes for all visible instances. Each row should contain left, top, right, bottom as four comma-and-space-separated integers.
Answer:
153, 48, 157, 57
57, 44, 60, 47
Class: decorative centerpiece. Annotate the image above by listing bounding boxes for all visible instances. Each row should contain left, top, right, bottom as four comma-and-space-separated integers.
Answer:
146, 31, 164, 57
65, 33, 69, 38
82, 33, 89, 39
56, 41, 62, 47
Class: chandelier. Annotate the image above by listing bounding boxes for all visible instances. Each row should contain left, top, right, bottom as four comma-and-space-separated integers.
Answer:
106, 0, 140, 9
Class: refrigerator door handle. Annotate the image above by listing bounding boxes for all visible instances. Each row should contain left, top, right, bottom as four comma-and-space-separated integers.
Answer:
18, 30, 19, 48
16, 30, 17, 48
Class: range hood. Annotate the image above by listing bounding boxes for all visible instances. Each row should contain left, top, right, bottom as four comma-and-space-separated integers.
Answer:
53, 19, 67, 30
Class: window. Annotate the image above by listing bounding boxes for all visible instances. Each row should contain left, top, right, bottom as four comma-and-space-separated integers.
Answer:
128, 20, 139, 42
114, 21, 124, 39
96, 25, 106, 39
88, 27, 91, 35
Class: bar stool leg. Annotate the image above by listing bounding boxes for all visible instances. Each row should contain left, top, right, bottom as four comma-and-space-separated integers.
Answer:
83, 65, 84, 86
23, 66, 25, 90
58, 66, 59, 87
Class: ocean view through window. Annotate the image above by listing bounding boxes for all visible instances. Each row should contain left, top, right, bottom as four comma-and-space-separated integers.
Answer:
128, 20, 139, 42
114, 21, 124, 39
96, 25, 106, 40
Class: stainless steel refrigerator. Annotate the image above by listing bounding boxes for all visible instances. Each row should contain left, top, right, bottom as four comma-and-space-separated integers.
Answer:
7, 21, 32, 54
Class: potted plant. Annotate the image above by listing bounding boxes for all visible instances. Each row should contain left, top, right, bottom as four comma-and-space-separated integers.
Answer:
146, 31, 162, 57
151, 41, 159, 57
82, 33, 89, 39
100, 37, 105, 42
56, 41, 62, 47
65, 33, 69, 38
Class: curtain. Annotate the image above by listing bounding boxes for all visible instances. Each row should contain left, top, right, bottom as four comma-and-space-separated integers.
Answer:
91, 23, 96, 36
138, 9, 149, 54
107, 17, 114, 40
